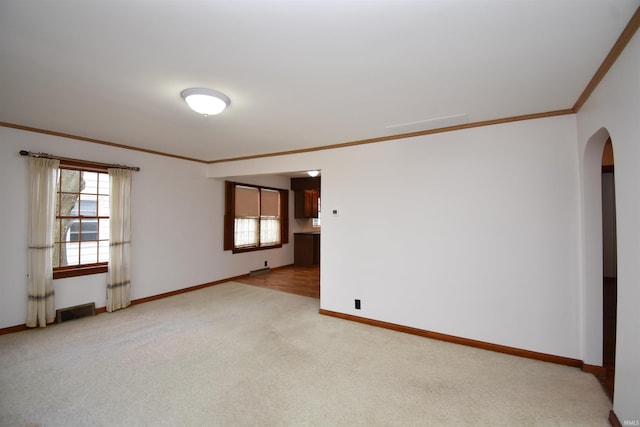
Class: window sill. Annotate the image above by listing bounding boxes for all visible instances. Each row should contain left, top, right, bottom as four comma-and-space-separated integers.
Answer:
232, 244, 283, 254
53, 264, 108, 279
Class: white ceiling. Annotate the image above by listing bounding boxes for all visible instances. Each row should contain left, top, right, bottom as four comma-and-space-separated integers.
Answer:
1, 1, 638, 162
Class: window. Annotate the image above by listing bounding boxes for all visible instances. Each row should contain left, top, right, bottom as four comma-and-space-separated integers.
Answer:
313, 196, 321, 227
53, 164, 110, 278
224, 181, 289, 253
259, 188, 281, 246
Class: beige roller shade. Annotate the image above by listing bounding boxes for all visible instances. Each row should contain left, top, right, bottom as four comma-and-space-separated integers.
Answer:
235, 186, 259, 217
261, 189, 280, 217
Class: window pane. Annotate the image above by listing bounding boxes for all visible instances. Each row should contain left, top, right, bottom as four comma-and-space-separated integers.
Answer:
79, 194, 97, 216
60, 219, 72, 242
260, 217, 280, 246
69, 200, 78, 216
98, 173, 109, 195
99, 218, 110, 240
98, 241, 109, 263
82, 172, 98, 194
98, 194, 109, 216
68, 218, 98, 242
79, 241, 98, 264
60, 169, 80, 193
83, 219, 98, 241
234, 217, 259, 248
69, 219, 81, 242
62, 242, 80, 267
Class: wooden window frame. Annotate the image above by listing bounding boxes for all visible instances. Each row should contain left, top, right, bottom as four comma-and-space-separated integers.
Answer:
224, 181, 289, 253
53, 160, 109, 279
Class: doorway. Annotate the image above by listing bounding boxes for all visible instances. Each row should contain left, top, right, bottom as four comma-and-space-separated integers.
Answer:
601, 139, 617, 399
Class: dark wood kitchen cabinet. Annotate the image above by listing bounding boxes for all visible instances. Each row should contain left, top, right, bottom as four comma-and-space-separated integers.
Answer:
294, 232, 320, 267
294, 189, 320, 218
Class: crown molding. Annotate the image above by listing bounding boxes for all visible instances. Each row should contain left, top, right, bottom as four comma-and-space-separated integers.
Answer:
0, 121, 207, 164
573, 5, 640, 112
2, 5, 638, 165
206, 109, 575, 164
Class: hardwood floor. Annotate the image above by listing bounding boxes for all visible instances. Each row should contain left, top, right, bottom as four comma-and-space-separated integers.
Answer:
235, 265, 320, 299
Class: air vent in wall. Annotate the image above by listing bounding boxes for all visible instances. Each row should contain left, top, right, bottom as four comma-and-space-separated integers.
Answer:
56, 302, 96, 323
385, 113, 469, 134
249, 267, 271, 277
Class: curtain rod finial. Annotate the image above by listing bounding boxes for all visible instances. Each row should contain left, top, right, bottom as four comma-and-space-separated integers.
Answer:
19, 150, 29, 156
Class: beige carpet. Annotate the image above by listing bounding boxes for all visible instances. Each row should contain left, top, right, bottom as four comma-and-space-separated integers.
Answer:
0, 282, 611, 426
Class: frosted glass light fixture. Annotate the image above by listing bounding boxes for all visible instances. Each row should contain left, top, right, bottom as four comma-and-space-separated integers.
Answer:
307, 170, 319, 177
181, 88, 230, 116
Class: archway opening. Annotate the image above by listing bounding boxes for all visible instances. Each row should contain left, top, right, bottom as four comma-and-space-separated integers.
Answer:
601, 139, 617, 399
582, 127, 617, 401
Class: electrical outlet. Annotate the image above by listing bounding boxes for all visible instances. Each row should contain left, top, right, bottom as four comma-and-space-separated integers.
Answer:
264, 260, 268, 267
355, 299, 361, 310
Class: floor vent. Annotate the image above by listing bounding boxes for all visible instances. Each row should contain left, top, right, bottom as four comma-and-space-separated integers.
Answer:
56, 302, 96, 324
249, 267, 271, 277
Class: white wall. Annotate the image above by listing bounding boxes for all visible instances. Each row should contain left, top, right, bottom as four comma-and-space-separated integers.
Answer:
0, 127, 293, 329
208, 114, 583, 360
576, 29, 640, 423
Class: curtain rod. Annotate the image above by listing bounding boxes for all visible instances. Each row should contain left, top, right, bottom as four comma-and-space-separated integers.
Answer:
19, 150, 140, 171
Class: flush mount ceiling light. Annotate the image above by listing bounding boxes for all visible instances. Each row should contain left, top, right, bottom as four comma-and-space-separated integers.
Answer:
307, 170, 320, 177
181, 88, 230, 116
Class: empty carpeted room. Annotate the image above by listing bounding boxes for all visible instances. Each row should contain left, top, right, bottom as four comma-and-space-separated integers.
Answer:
1, 1, 640, 426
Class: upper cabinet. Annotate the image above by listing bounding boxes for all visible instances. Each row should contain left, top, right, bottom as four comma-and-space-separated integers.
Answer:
295, 189, 319, 218
291, 177, 320, 219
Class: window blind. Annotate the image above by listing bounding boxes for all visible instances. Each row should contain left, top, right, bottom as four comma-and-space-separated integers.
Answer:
235, 186, 259, 217
261, 189, 280, 217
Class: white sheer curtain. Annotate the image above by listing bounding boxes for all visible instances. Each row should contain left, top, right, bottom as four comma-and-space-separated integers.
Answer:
106, 168, 132, 312
260, 218, 280, 246
27, 157, 60, 327
234, 218, 259, 248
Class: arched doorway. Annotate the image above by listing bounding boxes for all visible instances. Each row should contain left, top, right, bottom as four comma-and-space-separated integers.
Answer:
582, 128, 617, 401
601, 139, 617, 399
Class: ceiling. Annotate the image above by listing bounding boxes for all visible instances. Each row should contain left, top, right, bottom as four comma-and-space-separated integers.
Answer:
1, 1, 638, 163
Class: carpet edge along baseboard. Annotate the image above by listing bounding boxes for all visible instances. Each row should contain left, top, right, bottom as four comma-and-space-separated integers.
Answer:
0, 279, 592, 376
318, 308, 584, 369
